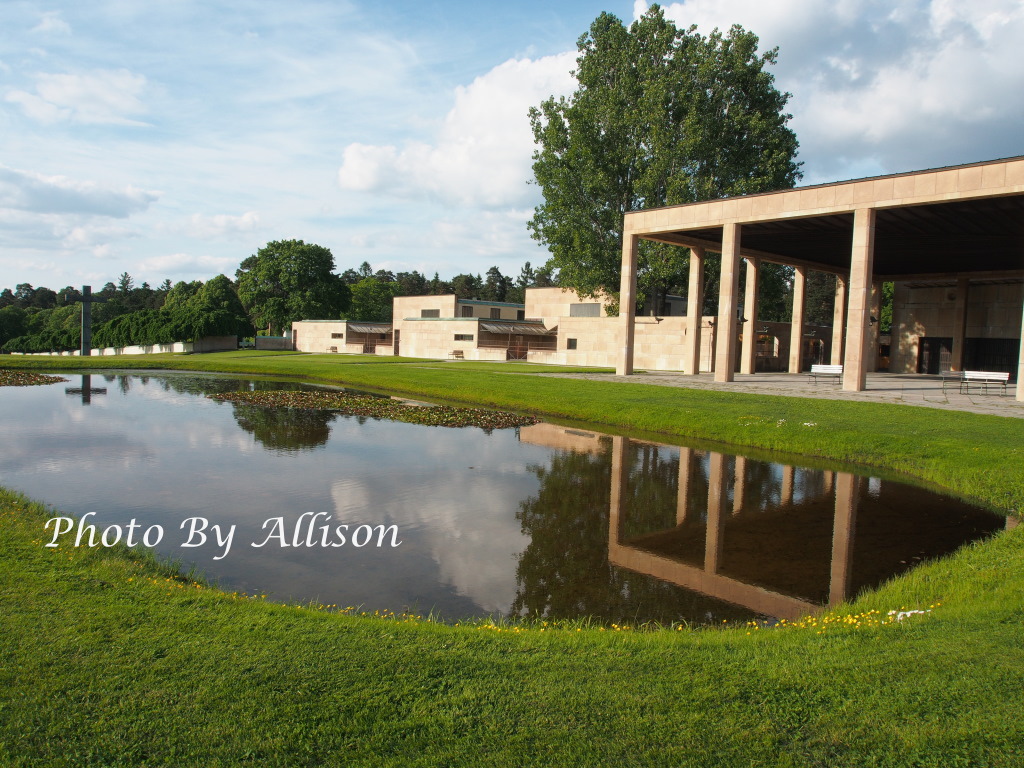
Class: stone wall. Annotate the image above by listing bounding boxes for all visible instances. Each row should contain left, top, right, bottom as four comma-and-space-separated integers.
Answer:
291, 321, 348, 353
18, 336, 237, 356
525, 287, 610, 326
890, 281, 1023, 373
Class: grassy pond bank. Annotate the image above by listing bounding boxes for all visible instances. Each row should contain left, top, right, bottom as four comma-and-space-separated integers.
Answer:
1, 351, 1022, 766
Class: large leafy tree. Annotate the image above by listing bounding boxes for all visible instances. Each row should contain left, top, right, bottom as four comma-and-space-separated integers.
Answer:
236, 240, 350, 335
344, 278, 398, 322
528, 6, 801, 309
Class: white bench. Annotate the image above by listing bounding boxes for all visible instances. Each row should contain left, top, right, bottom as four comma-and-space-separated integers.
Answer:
960, 370, 1010, 395
807, 364, 842, 385
940, 371, 963, 393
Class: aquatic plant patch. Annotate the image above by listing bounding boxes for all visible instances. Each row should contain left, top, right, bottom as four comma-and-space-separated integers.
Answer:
208, 389, 540, 429
0, 369, 68, 386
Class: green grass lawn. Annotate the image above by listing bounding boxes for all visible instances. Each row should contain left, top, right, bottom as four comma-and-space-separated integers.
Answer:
2, 351, 1023, 766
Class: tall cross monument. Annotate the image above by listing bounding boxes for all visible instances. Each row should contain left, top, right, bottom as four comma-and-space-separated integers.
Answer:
79, 285, 105, 356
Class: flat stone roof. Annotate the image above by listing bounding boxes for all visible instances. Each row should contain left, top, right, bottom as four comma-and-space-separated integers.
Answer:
625, 156, 1024, 280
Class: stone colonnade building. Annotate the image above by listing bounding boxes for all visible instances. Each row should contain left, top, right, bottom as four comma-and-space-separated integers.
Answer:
616, 156, 1024, 401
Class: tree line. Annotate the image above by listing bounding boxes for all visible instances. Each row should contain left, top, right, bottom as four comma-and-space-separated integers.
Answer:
0, 241, 559, 353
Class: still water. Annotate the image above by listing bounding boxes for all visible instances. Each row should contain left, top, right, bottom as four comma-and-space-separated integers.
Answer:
1, 372, 1007, 625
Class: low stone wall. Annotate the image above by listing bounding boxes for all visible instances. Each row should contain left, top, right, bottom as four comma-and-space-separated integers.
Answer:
255, 336, 293, 351
14, 336, 237, 357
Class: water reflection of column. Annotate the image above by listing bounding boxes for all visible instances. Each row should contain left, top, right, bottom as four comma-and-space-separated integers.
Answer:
781, 464, 795, 506
829, 472, 859, 605
677, 447, 692, 525
608, 436, 628, 552
705, 452, 727, 574
823, 471, 835, 495
733, 456, 747, 514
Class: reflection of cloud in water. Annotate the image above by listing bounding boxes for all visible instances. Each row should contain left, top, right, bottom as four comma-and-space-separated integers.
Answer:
329, 457, 532, 615
0, 428, 153, 473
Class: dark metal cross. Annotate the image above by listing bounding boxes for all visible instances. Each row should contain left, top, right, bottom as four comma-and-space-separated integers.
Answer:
64, 374, 108, 405
78, 285, 106, 356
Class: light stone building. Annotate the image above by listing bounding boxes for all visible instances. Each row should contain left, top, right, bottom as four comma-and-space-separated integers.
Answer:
614, 156, 1024, 400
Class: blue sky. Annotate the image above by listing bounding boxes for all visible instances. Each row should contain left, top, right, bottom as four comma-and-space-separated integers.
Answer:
2, 0, 1022, 292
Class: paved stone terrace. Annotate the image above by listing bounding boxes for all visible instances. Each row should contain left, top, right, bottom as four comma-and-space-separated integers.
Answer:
536, 371, 1024, 419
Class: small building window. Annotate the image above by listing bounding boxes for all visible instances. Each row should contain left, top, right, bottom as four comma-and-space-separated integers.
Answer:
421, 309, 440, 318
516, 310, 525, 320
454, 334, 474, 342
567, 338, 578, 350
331, 332, 344, 339
461, 305, 474, 318
490, 307, 501, 319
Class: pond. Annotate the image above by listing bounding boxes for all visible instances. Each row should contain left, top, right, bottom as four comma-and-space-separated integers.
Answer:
1, 371, 1008, 626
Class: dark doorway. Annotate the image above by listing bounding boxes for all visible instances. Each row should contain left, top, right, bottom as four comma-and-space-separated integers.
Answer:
964, 338, 1019, 376
917, 337, 953, 374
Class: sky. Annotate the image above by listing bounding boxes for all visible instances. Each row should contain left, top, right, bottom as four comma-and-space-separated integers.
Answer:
2, 0, 1022, 292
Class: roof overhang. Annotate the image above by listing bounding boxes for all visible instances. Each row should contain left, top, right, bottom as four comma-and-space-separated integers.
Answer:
479, 321, 556, 336
626, 156, 1024, 280
347, 323, 392, 334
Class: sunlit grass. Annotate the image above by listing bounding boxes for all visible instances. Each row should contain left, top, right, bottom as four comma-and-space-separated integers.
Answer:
4, 486, 1023, 766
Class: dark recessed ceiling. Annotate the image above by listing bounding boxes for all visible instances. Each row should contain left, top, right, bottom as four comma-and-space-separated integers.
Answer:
649, 194, 1024, 278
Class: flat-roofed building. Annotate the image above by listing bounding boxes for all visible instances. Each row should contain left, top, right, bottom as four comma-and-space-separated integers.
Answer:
614, 156, 1024, 399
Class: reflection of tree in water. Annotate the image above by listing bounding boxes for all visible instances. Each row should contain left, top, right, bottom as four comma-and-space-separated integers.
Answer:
155, 376, 309, 397
511, 441, 759, 626
622, 442, 686, 539
231, 404, 336, 453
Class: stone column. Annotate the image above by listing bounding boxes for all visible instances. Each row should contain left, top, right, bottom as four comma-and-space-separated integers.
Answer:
740, 258, 759, 374
781, 464, 795, 506
616, 234, 640, 375
714, 223, 742, 383
829, 473, 859, 605
685, 247, 705, 375
608, 436, 628, 548
705, 452, 726, 573
831, 275, 847, 365
677, 447, 693, 525
843, 209, 876, 392
788, 266, 807, 373
732, 456, 746, 514
951, 277, 970, 371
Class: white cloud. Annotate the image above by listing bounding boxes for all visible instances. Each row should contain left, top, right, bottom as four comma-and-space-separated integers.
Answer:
330, 467, 530, 614
137, 252, 239, 277
0, 165, 159, 217
6, 68, 149, 126
59, 224, 137, 256
31, 11, 72, 36
185, 211, 261, 239
338, 52, 577, 208
646, 0, 1024, 181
